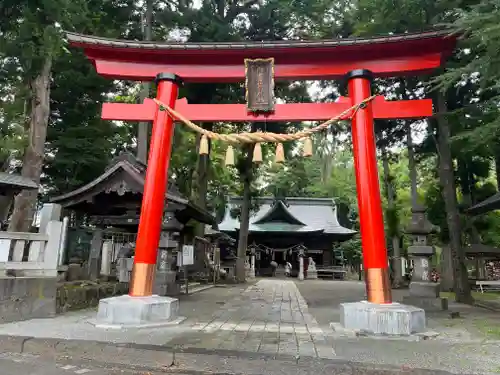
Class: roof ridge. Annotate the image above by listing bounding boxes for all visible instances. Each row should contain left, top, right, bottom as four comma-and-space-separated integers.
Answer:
252, 200, 306, 226
66, 28, 454, 50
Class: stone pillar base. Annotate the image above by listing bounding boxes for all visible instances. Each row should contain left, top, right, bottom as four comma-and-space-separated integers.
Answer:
339, 301, 426, 335
403, 281, 442, 311
409, 281, 440, 297
153, 270, 179, 296
306, 271, 318, 279
92, 295, 183, 329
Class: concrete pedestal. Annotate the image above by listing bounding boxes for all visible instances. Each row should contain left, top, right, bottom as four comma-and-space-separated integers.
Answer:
403, 281, 442, 311
153, 270, 179, 296
94, 294, 182, 329
306, 269, 318, 279
339, 301, 426, 335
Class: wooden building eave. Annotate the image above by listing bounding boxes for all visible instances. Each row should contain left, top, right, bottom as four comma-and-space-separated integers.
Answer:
0, 172, 38, 196
50, 160, 187, 208
467, 192, 500, 216
49, 157, 216, 225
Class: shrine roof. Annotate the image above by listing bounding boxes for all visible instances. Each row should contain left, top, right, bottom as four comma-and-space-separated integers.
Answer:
219, 197, 356, 236
66, 29, 452, 53
466, 244, 500, 258
50, 153, 215, 225
250, 223, 324, 233
467, 192, 500, 216
66, 29, 457, 81
0, 173, 38, 191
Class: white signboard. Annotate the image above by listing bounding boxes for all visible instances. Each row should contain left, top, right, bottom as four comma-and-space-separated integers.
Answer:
181, 245, 194, 266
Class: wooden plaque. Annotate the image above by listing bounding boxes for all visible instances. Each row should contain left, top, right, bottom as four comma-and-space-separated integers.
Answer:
245, 58, 275, 112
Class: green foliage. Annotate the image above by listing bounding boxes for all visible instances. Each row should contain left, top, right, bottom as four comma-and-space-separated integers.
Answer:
434, 0, 500, 147
337, 236, 362, 266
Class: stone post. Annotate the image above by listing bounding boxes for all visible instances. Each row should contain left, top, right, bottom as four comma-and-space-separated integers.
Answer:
153, 232, 179, 296
249, 248, 256, 279
403, 204, 441, 310
298, 248, 305, 281
87, 229, 103, 281
100, 240, 113, 279
39, 204, 62, 234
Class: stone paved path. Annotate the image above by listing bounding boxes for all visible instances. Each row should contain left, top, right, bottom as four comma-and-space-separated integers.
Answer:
167, 279, 336, 359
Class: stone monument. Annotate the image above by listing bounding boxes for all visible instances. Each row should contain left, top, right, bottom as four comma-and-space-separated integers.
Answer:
403, 204, 441, 310
306, 257, 318, 279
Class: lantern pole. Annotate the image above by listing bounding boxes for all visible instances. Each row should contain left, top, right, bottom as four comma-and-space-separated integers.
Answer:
347, 69, 392, 304
129, 73, 182, 297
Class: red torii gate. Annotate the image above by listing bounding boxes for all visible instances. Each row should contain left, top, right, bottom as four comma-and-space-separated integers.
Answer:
67, 30, 456, 305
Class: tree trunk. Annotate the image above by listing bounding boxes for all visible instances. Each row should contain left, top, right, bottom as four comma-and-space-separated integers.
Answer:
236, 144, 254, 283
495, 153, 500, 189
407, 122, 418, 208
191, 127, 212, 270
136, 0, 153, 165
194, 124, 213, 210
458, 159, 481, 245
381, 145, 403, 287
8, 56, 52, 232
434, 92, 472, 304
440, 243, 454, 291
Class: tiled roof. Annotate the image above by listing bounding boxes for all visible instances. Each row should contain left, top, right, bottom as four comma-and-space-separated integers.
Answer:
251, 223, 324, 233
0, 172, 38, 190
66, 29, 452, 52
219, 197, 356, 236
467, 192, 500, 216
50, 156, 187, 205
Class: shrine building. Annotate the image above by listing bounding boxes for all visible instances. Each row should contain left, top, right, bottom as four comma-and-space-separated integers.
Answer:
218, 197, 356, 275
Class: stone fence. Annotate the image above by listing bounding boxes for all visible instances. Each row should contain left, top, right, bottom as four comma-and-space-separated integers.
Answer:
0, 221, 62, 277
0, 204, 64, 322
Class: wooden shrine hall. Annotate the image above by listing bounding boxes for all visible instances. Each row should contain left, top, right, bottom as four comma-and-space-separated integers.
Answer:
219, 197, 356, 276
50, 153, 214, 232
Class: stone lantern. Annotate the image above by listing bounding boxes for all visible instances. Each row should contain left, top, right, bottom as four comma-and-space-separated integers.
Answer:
403, 204, 440, 309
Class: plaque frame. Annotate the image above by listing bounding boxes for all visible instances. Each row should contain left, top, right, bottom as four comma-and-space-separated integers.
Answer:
244, 58, 275, 113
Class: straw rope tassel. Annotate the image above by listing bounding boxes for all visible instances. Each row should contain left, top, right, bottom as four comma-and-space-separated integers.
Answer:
199, 135, 209, 155
253, 143, 263, 164
303, 137, 313, 157
275, 143, 285, 163
225, 145, 235, 166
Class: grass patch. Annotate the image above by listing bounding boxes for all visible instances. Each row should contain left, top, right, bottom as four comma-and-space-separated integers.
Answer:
440, 291, 500, 301
474, 319, 500, 339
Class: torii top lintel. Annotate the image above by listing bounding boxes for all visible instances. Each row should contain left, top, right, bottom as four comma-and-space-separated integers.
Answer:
67, 30, 456, 83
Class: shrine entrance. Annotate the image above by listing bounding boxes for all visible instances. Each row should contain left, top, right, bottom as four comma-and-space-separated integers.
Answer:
68, 30, 457, 305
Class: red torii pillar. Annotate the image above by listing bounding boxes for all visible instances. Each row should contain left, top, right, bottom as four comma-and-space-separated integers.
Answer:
129, 73, 181, 296
347, 70, 391, 304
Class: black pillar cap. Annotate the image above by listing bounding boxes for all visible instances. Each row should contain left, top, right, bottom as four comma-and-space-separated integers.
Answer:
345, 69, 374, 82
341, 69, 374, 95
155, 72, 184, 86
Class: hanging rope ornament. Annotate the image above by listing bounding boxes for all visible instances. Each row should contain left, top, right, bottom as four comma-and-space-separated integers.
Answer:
275, 143, 285, 163
303, 137, 313, 157
153, 95, 375, 165
252, 142, 263, 163
199, 135, 209, 155
225, 145, 235, 166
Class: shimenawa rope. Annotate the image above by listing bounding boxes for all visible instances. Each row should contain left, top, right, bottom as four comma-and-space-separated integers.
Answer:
152, 95, 376, 145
